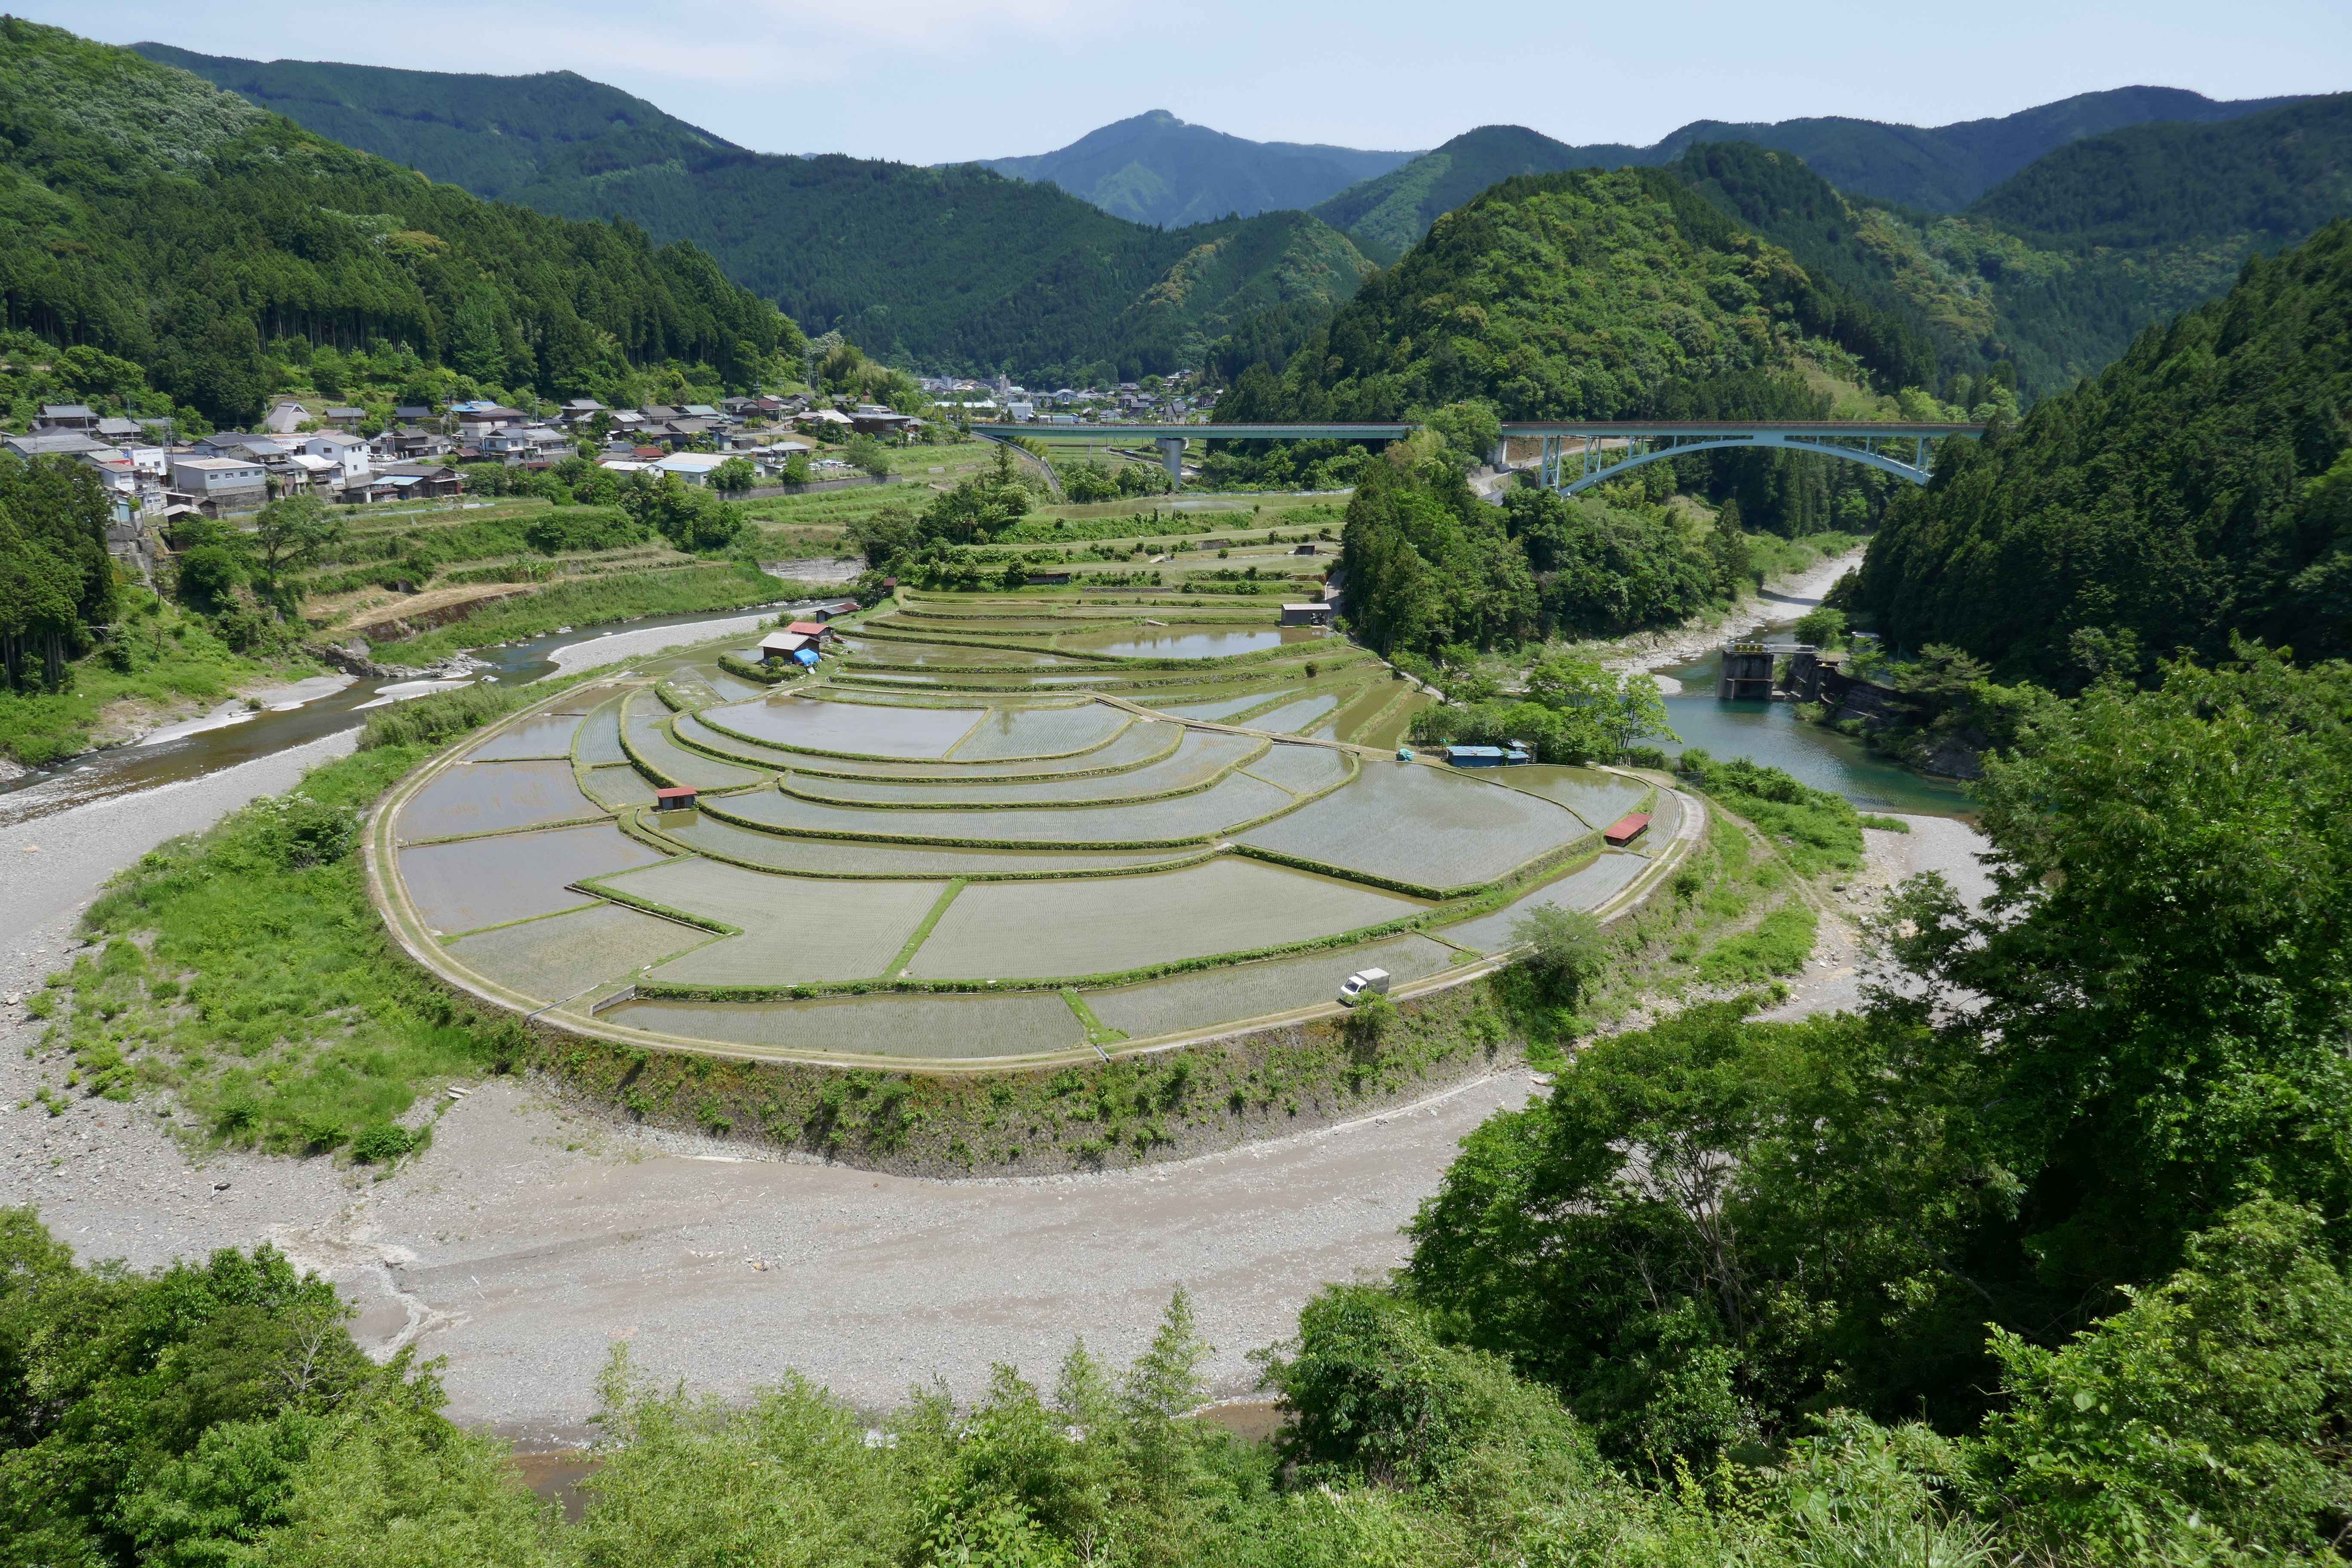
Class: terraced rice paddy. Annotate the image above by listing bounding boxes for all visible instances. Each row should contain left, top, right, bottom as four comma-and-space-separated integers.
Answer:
398, 760, 597, 842
793, 730, 1259, 809
948, 703, 1130, 760
906, 859, 1421, 980
379, 596, 1687, 1062
704, 696, 984, 757
1237, 760, 1592, 893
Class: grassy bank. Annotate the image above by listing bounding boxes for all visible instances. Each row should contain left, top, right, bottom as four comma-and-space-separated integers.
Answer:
0, 588, 319, 767
362, 561, 806, 664
27, 679, 1841, 1169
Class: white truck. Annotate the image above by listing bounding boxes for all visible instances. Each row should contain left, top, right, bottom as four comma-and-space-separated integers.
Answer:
1337, 968, 1391, 1007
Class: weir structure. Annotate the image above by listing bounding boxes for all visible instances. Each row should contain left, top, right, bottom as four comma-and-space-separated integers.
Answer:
965, 419, 1983, 493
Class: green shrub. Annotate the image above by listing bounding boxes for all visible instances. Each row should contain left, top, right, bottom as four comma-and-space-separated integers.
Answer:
352, 1123, 422, 1163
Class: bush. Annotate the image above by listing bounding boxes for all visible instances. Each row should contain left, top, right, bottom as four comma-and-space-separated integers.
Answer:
1510, 903, 1608, 1002
357, 682, 530, 751
352, 1123, 423, 1163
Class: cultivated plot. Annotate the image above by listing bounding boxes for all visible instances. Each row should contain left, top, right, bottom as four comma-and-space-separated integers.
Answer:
905, 858, 1420, 979
1149, 692, 1298, 723
1086, 934, 1459, 1039
398, 760, 597, 842
655, 816, 1198, 879
1054, 628, 1298, 658
704, 696, 985, 758
719, 769, 1297, 846
1500, 766, 1651, 830
579, 766, 662, 810
574, 700, 629, 766
795, 729, 1260, 809
947, 703, 1129, 761
591, 859, 946, 986
605, 990, 1085, 1059
1237, 761, 1590, 891
445, 903, 707, 1003
465, 714, 584, 761
399, 822, 667, 936
1436, 853, 1654, 951
842, 637, 1074, 668
1241, 744, 1354, 797
714, 718, 1182, 781
622, 694, 769, 791
1245, 694, 1341, 735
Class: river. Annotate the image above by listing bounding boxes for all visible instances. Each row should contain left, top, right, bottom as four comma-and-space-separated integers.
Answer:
1657, 648, 1975, 817
0, 604, 808, 830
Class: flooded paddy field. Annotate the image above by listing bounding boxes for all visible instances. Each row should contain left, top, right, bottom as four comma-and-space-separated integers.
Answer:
377, 593, 1697, 1062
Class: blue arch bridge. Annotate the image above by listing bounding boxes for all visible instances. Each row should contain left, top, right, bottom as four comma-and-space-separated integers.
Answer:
969, 420, 1982, 493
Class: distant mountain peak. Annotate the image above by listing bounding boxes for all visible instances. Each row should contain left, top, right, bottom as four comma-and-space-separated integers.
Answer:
977, 114, 1418, 228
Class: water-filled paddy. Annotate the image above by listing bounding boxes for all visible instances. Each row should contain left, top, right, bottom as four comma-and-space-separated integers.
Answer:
842, 637, 1072, 668
465, 714, 584, 761
1240, 744, 1354, 797
605, 990, 1086, 1059
718, 768, 1297, 846
579, 765, 662, 809
445, 902, 709, 1002
703, 696, 985, 758
905, 858, 1420, 979
398, 760, 597, 842
1495, 766, 1650, 830
1238, 761, 1590, 892
1087, 934, 1460, 1039
399, 822, 665, 935
1245, 694, 1341, 734
1436, 852, 1654, 950
655, 816, 1198, 879
947, 703, 1128, 760
793, 729, 1261, 809
593, 860, 946, 986
1055, 628, 1303, 658
573, 701, 628, 765
622, 694, 768, 790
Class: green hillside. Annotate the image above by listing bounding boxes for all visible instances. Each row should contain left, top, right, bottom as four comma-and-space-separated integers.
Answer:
1225, 164, 1924, 423
1853, 219, 2352, 682
137, 45, 1378, 383
978, 109, 1415, 228
1313, 87, 2313, 253
1, 21, 797, 428
129, 44, 733, 199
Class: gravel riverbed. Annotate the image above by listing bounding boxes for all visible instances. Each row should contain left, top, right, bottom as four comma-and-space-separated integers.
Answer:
0, 638, 1991, 1437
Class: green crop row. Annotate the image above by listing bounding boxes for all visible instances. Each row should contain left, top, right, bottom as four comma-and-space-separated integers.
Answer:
773, 756, 1253, 813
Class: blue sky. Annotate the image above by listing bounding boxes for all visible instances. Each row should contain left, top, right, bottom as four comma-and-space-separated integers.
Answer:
43, 0, 2351, 165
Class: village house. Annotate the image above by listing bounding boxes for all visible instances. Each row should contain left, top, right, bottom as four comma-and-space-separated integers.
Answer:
33, 403, 98, 431
168, 455, 268, 515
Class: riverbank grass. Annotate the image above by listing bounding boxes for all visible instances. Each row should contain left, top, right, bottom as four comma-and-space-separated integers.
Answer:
0, 588, 320, 767
361, 560, 809, 665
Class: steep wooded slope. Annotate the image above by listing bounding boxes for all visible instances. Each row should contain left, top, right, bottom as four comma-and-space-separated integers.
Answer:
1310, 87, 2311, 252
135, 46, 1378, 382
1, 22, 795, 424
1854, 220, 2352, 681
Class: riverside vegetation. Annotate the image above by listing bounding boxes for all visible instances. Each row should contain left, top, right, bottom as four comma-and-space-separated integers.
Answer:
8, 649, 2351, 1562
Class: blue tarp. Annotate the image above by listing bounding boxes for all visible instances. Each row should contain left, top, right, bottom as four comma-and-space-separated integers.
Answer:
793, 649, 819, 666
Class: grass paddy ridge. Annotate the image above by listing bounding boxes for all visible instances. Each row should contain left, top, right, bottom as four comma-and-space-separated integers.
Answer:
671, 708, 1186, 781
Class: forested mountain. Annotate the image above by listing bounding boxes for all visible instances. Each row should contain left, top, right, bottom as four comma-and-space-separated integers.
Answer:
129, 44, 733, 200
1221, 163, 1927, 424
977, 110, 1415, 227
137, 45, 1379, 383
1853, 219, 2352, 682
1311, 86, 2313, 253
0, 21, 795, 428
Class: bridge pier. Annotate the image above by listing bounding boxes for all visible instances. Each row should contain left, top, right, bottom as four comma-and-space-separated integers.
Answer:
1156, 436, 1187, 490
